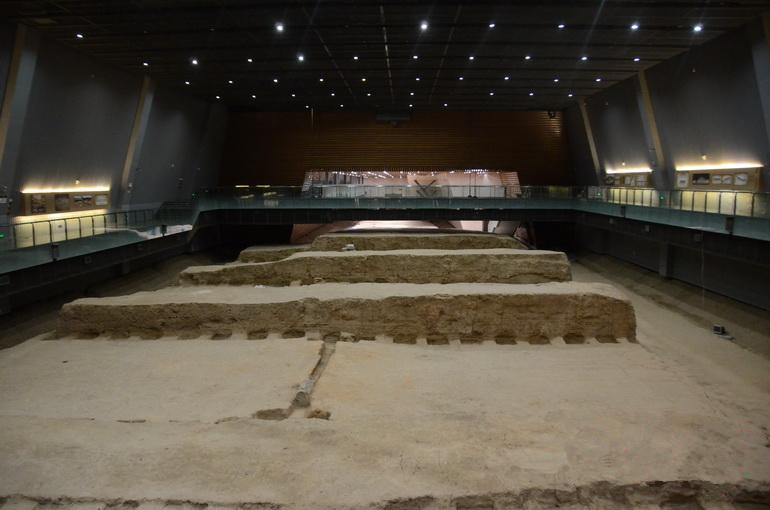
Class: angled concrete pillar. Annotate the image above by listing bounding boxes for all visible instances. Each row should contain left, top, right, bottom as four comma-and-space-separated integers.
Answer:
749, 13, 770, 190
635, 70, 669, 189
119, 75, 155, 209
0, 24, 40, 215
577, 97, 602, 185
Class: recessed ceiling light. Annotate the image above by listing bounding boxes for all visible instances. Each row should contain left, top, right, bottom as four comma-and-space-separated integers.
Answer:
529, 92, 534, 96
252, 94, 256, 98
409, 104, 413, 107
413, 55, 419, 60
353, 55, 359, 60
247, 58, 253, 63
361, 77, 366, 82
291, 93, 296, 97
415, 77, 420, 81
595, 77, 602, 82
367, 93, 371, 97
305, 105, 310, 109
273, 78, 279, 83
184, 80, 190, 85
339, 104, 344, 108
524, 55, 532, 60
142, 62, 149, 67
215, 95, 220, 99
75, 33, 84, 39
190, 57, 199, 65
458, 76, 464, 80
410, 92, 414, 96
319, 78, 324, 82
297, 54, 304, 62
488, 23, 496, 28
331, 92, 335, 96
581, 56, 588, 61
469, 55, 475, 60
553, 78, 559, 83
489, 91, 494, 96
504, 76, 509, 80
443, 103, 448, 107
633, 57, 641, 62
693, 24, 703, 32
420, 21, 428, 31
557, 24, 565, 29
275, 22, 284, 32
568, 93, 574, 97
630, 23, 640, 30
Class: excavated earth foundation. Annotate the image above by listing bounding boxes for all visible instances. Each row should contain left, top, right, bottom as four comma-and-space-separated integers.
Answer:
238, 244, 310, 263
307, 231, 528, 251
57, 282, 635, 342
181, 249, 571, 286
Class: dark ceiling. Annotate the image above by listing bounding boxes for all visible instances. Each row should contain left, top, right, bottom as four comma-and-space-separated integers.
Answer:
3, 1, 770, 112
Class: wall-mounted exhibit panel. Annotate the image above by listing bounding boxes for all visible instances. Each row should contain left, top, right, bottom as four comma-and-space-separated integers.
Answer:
674, 167, 762, 191
605, 172, 652, 188
22, 189, 110, 215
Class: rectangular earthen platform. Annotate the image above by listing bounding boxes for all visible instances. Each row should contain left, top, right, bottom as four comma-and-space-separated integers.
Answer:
182, 249, 571, 286
238, 244, 310, 263
58, 282, 635, 342
307, 232, 527, 251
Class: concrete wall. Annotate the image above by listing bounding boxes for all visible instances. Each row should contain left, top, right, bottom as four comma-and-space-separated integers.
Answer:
567, 19, 770, 190
0, 24, 15, 111
0, 25, 228, 214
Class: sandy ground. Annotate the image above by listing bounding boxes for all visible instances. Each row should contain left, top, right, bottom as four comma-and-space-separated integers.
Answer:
0, 252, 769, 507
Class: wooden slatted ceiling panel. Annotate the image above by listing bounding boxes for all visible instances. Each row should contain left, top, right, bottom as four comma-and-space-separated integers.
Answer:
220, 111, 570, 186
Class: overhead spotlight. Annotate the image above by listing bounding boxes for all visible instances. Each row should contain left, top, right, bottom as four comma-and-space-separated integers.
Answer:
339, 104, 344, 108
595, 77, 602, 82
458, 76, 464, 80
693, 24, 703, 32
252, 94, 256, 98
557, 23, 565, 29
142, 61, 149, 67
410, 92, 414, 96
228, 80, 234, 84
553, 78, 559, 83
413, 55, 419, 60
297, 54, 304, 62
469, 55, 475, 60
247, 58, 253, 63
273, 78, 279, 83
305, 105, 310, 109
489, 91, 494, 96
190, 57, 199, 65
420, 21, 429, 31
581, 56, 588, 61
488, 23, 496, 28
75, 33, 84, 39
361, 77, 367, 82
291, 93, 296, 97
529, 92, 534, 96
319, 78, 324, 82
504, 76, 509, 80
409, 104, 413, 107
630, 23, 640, 30
633, 57, 641, 62
353, 55, 359, 60
415, 77, 420, 81
331, 92, 335, 96
367, 93, 372, 97
443, 103, 448, 107
215, 95, 220, 99
275, 22, 284, 32
524, 55, 532, 60
568, 93, 574, 97
184, 80, 190, 85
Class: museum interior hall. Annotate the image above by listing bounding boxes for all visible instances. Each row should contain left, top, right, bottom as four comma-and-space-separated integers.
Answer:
0, 1, 769, 508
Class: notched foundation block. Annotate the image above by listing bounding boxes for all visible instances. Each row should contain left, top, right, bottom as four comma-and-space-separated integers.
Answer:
180, 249, 571, 286
309, 232, 527, 251
58, 282, 636, 343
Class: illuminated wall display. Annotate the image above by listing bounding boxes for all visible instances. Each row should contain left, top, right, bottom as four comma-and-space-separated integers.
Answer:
21, 186, 111, 216
673, 163, 763, 191
604, 166, 652, 188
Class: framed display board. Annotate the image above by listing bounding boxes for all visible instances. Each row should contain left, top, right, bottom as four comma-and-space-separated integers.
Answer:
605, 172, 651, 188
23, 191, 110, 215
675, 167, 761, 191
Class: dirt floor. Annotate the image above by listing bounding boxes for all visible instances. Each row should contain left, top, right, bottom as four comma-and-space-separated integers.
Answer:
0, 250, 769, 508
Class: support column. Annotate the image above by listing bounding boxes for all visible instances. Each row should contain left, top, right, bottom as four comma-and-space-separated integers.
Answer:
0, 24, 40, 216
577, 97, 602, 185
636, 70, 669, 189
119, 75, 155, 209
749, 13, 770, 190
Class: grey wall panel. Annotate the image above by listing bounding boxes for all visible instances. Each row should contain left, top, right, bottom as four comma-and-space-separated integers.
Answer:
130, 90, 227, 208
14, 37, 141, 205
564, 104, 597, 185
646, 27, 770, 187
585, 78, 649, 173
0, 24, 15, 110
